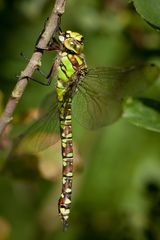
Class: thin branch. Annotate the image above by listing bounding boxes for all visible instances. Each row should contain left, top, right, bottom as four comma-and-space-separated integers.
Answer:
0, 0, 67, 135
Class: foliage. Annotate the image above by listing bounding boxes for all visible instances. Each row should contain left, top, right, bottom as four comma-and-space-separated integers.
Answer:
123, 98, 160, 133
131, 0, 160, 29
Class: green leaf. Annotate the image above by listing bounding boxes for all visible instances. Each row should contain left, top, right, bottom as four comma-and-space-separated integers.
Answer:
131, 0, 160, 29
138, 98, 160, 112
123, 98, 160, 133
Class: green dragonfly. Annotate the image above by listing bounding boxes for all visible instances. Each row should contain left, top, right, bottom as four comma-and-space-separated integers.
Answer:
16, 30, 159, 230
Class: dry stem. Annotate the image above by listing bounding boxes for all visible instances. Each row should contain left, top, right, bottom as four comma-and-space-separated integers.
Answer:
0, 0, 67, 135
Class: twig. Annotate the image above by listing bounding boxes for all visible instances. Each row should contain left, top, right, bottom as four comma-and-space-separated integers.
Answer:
0, 0, 67, 135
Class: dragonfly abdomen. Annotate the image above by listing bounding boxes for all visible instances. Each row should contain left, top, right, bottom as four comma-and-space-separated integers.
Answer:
58, 99, 74, 230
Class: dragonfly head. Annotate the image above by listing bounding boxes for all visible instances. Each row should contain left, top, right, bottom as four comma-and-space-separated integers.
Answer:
59, 30, 84, 54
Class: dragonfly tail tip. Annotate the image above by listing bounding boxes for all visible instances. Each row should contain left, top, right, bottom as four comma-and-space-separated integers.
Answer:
63, 219, 69, 232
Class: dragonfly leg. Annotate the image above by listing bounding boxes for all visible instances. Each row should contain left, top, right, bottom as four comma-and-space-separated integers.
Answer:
36, 27, 61, 52
20, 51, 57, 85
20, 52, 48, 79
19, 75, 52, 86
35, 40, 60, 52
35, 16, 61, 50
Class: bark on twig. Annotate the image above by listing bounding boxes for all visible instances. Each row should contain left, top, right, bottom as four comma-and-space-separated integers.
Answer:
0, 0, 67, 135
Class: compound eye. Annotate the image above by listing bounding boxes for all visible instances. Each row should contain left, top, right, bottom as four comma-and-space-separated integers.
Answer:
68, 39, 76, 49
76, 45, 80, 51
64, 38, 83, 54
69, 41, 74, 46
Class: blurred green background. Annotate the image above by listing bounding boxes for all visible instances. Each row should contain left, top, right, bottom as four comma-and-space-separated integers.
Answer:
0, 0, 160, 239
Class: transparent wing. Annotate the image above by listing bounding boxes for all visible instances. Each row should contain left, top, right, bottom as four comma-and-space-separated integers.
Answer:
72, 64, 158, 129
16, 91, 60, 153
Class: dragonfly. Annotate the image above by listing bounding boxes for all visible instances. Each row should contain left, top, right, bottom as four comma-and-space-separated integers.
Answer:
15, 30, 159, 230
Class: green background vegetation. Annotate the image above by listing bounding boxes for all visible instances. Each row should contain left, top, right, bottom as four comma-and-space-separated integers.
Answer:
0, 0, 160, 239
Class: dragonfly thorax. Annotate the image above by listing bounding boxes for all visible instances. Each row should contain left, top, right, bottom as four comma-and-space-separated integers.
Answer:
56, 31, 87, 102
59, 30, 84, 54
